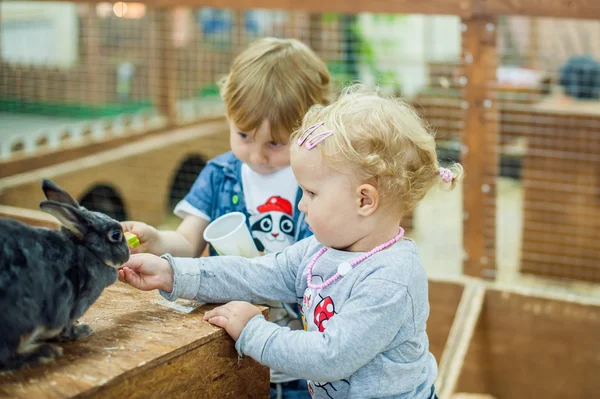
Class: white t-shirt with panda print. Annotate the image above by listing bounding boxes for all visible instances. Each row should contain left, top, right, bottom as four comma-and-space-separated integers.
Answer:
241, 163, 303, 384
241, 163, 299, 254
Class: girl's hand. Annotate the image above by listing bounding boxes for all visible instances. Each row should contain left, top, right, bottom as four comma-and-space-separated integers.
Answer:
118, 253, 174, 292
121, 221, 160, 255
203, 301, 261, 341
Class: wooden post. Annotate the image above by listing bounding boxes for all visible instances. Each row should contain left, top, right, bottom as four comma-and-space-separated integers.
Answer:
155, 8, 178, 127
461, 16, 498, 279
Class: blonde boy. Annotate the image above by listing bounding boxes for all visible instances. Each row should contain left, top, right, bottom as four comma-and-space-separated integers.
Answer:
123, 37, 330, 397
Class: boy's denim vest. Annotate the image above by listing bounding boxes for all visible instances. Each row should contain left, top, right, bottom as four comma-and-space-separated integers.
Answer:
183, 151, 311, 256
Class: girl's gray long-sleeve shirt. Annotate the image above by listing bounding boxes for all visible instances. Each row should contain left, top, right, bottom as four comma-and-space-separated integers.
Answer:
160, 236, 437, 399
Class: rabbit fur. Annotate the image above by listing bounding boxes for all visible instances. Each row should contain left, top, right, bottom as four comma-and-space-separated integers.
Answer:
0, 179, 130, 371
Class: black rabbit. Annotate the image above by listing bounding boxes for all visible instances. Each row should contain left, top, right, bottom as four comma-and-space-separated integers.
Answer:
0, 179, 130, 371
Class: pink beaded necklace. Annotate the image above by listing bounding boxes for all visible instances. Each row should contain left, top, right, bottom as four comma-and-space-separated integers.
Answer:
302, 227, 405, 311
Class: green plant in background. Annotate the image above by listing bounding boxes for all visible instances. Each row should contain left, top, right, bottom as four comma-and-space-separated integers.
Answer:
196, 83, 221, 99
327, 61, 353, 88
353, 14, 408, 93
321, 13, 351, 88
325, 13, 407, 94
498, 16, 525, 68
0, 98, 153, 118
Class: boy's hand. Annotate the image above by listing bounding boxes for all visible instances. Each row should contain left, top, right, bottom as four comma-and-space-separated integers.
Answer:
121, 221, 160, 254
118, 253, 174, 293
203, 301, 261, 341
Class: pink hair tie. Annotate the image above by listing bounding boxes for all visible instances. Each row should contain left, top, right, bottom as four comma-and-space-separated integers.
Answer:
439, 167, 453, 183
297, 121, 334, 150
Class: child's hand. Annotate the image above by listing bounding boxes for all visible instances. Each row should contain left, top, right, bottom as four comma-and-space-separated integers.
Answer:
121, 221, 160, 254
203, 301, 262, 341
118, 253, 174, 293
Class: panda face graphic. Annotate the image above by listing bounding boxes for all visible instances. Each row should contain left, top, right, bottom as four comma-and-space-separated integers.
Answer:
250, 212, 295, 253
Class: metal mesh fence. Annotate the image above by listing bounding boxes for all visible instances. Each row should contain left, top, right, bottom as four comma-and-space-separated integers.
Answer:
1, 3, 599, 293
493, 17, 600, 288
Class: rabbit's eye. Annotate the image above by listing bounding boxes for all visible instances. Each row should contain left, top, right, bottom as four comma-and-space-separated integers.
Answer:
109, 230, 123, 242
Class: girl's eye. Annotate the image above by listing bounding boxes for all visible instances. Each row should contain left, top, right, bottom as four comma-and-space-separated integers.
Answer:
238, 132, 250, 140
306, 190, 315, 197
109, 230, 123, 242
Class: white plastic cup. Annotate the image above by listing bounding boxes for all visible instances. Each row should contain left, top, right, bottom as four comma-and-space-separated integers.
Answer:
203, 212, 260, 258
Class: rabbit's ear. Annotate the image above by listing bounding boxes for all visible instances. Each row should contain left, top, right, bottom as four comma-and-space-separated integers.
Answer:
40, 201, 87, 239
42, 179, 79, 208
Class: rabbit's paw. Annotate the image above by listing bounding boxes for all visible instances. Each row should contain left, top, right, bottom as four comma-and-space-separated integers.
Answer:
36, 343, 64, 364
57, 323, 93, 342
0, 343, 63, 371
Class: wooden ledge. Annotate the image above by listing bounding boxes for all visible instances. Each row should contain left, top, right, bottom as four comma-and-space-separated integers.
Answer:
0, 283, 269, 398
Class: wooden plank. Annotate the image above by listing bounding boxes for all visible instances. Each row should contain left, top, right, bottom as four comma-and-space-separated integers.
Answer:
522, 209, 600, 231
520, 252, 599, 272
455, 288, 600, 398
522, 235, 600, 256
0, 205, 60, 230
519, 259, 600, 283
517, 102, 600, 283
0, 120, 228, 191
484, 0, 600, 20
30, 0, 600, 19
436, 281, 486, 399
427, 280, 466, 362
461, 16, 498, 279
32, 0, 470, 16
0, 121, 232, 227
0, 116, 225, 179
0, 283, 270, 398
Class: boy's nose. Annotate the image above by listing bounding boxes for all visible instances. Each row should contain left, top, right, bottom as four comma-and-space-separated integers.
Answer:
250, 149, 268, 165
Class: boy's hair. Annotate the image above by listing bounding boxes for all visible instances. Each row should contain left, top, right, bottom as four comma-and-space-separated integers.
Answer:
292, 84, 464, 216
220, 37, 330, 143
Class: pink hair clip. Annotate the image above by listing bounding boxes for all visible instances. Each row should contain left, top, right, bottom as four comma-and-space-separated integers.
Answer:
297, 121, 334, 150
439, 167, 453, 183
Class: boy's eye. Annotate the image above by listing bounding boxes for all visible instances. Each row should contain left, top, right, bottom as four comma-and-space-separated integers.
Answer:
238, 132, 250, 140
269, 141, 283, 148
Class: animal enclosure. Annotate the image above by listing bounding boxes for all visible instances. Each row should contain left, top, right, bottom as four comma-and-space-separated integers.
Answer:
1, 0, 599, 397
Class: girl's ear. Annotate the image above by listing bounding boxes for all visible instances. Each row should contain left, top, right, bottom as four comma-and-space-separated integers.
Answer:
356, 184, 379, 217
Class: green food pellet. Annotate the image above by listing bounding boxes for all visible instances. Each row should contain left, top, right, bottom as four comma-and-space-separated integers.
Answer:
232, 195, 239, 205
124, 232, 140, 248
